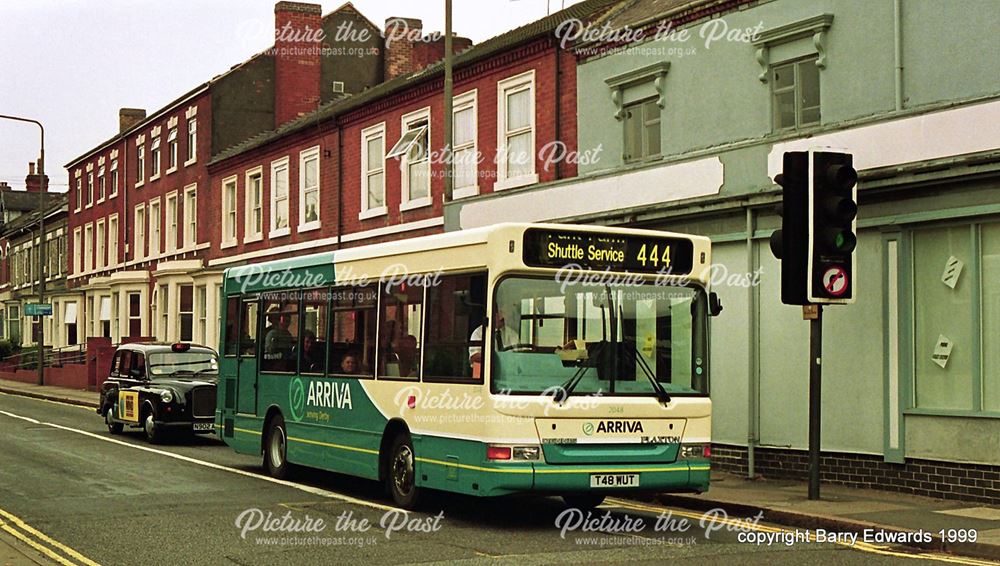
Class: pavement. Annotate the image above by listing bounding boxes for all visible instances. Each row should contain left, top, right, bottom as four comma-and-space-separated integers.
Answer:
2, 377, 999, 563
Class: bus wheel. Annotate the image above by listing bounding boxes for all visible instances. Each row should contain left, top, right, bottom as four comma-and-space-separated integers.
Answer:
387, 433, 422, 509
105, 407, 123, 434
264, 415, 291, 479
562, 494, 606, 509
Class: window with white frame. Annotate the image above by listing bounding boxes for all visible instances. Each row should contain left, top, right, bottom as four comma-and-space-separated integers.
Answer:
134, 204, 146, 260
496, 70, 537, 189
72, 227, 82, 274
150, 137, 161, 179
149, 199, 161, 256
453, 90, 478, 198
87, 172, 94, 207
184, 185, 197, 248
179, 285, 194, 342
84, 223, 93, 272
137, 146, 146, 186
388, 108, 431, 209
270, 157, 290, 237
167, 128, 178, 171
108, 215, 119, 267
186, 118, 197, 163
222, 176, 238, 247
360, 123, 386, 218
75, 178, 82, 211
299, 147, 320, 230
196, 285, 207, 343
110, 160, 119, 197
165, 192, 178, 253
98, 166, 106, 202
245, 168, 263, 242
96, 220, 106, 270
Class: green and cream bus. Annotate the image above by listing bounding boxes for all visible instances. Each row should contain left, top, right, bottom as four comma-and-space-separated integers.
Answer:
217, 223, 717, 509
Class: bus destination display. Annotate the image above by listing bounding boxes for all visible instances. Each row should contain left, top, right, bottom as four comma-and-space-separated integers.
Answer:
523, 229, 695, 274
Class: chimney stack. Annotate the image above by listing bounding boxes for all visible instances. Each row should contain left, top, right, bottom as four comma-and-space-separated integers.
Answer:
383, 18, 472, 81
119, 108, 147, 133
274, 1, 323, 127
25, 161, 48, 193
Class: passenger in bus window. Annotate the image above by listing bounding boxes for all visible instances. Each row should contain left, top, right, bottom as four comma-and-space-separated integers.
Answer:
339, 354, 360, 374
301, 330, 325, 373
264, 307, 295, 362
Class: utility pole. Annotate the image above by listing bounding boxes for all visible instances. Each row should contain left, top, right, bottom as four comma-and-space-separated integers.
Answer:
443, 0, 454, 203
0, 115, 46, 386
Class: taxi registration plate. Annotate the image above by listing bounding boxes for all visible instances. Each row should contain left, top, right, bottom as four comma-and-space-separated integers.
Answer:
193, 423, 214, 431
590, 473, 639, 488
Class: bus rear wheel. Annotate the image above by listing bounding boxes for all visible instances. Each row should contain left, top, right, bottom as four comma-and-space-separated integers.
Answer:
264, 415, 292, 480
562, 494, 606, 509
387, 433, 422, 509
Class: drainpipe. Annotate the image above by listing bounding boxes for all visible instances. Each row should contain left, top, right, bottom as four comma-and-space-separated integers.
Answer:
554, 46, 561, 180
746, 207, 758, 478
893, 0, 903, 111
336, 122, 343, 250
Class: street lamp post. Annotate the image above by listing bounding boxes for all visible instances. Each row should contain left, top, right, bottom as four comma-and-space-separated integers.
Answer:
0, 114, 46, 386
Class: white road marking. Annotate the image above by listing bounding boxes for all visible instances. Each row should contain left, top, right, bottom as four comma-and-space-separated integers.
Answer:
0, 408, 402, 513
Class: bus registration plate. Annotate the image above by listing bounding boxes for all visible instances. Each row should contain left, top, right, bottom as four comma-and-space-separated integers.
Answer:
590, 473, 639, 488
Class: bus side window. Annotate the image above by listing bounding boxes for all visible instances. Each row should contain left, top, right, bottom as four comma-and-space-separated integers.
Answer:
223, 297, 240, 356
300, 289, 327, 375
330, 285, 376, 378
423, 273, 487, 382
377, 282, 423, 380
241, 299, 259, 357
261, 297, 298, 372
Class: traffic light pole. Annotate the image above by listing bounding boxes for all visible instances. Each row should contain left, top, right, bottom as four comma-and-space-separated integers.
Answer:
808, 304, 823, 500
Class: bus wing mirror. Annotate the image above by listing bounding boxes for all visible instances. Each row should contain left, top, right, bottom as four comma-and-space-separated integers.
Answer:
709, 292, 723, 317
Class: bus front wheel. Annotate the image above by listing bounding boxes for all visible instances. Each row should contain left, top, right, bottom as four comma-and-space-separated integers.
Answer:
264, 415, 291, 480
387, 433, 422, 509
563, 494, 606, 509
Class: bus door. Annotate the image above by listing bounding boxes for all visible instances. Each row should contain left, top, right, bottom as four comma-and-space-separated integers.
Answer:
236, 297, 260, 414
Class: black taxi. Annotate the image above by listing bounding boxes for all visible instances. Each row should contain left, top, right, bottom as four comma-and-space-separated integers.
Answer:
98, 342, 219, 443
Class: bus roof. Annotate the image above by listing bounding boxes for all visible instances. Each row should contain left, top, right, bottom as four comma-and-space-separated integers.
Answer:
223, 223, 712, 293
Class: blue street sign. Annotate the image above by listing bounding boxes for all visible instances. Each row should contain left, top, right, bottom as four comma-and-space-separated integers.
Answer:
25, 303, 53, 316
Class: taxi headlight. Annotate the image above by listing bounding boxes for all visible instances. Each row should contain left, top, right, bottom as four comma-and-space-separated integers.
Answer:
160, 390, 174, 404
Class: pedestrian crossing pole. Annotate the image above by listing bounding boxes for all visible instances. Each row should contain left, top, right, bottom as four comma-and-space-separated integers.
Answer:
804, 304, 822, 500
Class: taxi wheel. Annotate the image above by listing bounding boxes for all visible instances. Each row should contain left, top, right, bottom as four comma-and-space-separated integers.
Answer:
143, 406, 165, 444
264, 415, 291, 479
387, 433, 422, 509
105, 407, 123, 434
562, 494, 606, 510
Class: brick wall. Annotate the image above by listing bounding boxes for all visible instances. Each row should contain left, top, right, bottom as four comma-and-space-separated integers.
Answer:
712, 443, 1000, 504
274, 1, 322, 127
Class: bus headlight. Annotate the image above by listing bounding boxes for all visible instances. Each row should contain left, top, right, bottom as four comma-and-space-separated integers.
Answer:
679, 444, 710, 460
161, 390, 174, 404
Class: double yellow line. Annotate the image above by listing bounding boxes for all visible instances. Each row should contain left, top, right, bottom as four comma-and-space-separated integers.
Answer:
0, 507, 100, 566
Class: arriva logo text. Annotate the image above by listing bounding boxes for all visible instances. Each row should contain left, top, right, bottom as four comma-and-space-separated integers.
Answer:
595, 420, 644, 434
307, 380, 354, 410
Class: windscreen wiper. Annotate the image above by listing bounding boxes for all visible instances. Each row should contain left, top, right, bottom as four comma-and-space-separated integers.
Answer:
618, 340, 671, 404
552, 341, 606, 404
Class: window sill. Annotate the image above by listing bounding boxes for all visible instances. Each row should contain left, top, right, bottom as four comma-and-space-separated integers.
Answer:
149, 173, 160, 183
243, 234, 263, 245
96, 198, 105, 205
184, 158, 197, 167
85, 203, 93, 209
165, 166, 177, 176
494, 173, 538, 191
298, 221, 321, 233
453, 185, 479, 199
135, 181, 145, 189
358, 206, 388, 220
220, 240, 237, 250
269, 227, 291, 239
400, 197, 432, 212
109, 193, 118, 199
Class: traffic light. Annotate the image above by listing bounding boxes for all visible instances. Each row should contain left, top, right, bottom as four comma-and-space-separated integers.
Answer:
769, 151, 810, 305
807, 151, 858, 304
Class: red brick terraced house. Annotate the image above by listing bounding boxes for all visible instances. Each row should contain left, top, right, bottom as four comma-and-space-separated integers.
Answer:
62, 2, 389, 348
205, 0, 619, 278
